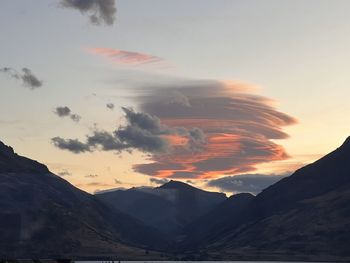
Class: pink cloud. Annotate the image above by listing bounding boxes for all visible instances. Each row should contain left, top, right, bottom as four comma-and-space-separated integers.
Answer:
86, 47, 163, 66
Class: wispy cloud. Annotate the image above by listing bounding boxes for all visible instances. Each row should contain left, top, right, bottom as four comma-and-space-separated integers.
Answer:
57, 170, 72, 177
85, 174, 99, 178
86, 47, 164, 66
59, 0, 117, 26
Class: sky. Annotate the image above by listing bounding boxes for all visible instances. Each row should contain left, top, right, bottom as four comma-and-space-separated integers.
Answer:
1, 0, 350, 194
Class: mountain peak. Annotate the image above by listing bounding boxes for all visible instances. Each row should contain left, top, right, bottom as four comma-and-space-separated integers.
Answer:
340, 136, 350, 150
0, 141, 15, 157
0, 140, 49, 174
159, 180, 195, 190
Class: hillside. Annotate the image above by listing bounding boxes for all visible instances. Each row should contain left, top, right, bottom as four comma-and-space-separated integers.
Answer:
181, 137, 350, 261
0, 141, 167, 259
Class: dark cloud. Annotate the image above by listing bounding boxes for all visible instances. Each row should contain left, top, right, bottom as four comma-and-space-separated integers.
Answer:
54, 106, 81, 123
149, 177, 169, 185
106, 103, 115, 110
207, 173, 290, 194
51, 107, 205, 154
122, 107, 164, 133
86, 130, 126, 151
70, 113, 81, 123
60, 0, 117, 26
0, 67, 42, 89
115, 124, 170, 153
54, 106, 71, 117
51, 137, 91, 154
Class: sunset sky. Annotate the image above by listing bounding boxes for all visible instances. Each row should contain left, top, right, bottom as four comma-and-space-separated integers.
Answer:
1, 0, 350, 194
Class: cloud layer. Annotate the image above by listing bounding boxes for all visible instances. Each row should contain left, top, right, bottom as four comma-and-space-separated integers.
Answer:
87, 47, 163, 66
60, 0, 117, 26
51, 76, 296, 181
131, 79, 296, 179
207, 173, 289, 194
0, 67, 42, 89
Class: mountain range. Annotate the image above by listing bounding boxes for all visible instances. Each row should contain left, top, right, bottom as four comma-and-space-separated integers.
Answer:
1, 137, 350, 261
96, 180, 226, 235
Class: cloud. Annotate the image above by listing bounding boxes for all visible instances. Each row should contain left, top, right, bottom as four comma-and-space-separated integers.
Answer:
51, 77, 295, 181
207, 173, 290, 194
85, 174, 99, 178
94, 186, 127, 194
86, 47, 163, 66
51, 137, 91, 153
0, 67, 42, 89
86, 130, 128, 151
54, 106, 71, 117
149, 177, 169, 185
54, 106, 81, 123
114, 179, 122, 184
106, 103, 114, 110
57, 170, 72, 177
70, 114, 81, 122
130, 79, 296, 179
51, 107, 205, 154
60, 0, 117, 26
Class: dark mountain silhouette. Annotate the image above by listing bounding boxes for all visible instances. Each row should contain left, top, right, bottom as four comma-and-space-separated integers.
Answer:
0, 141, 167, 259
182, 193, 254, 245
96, 180, 226, 234
2, 137, 350, 261
181, 137, 350, 261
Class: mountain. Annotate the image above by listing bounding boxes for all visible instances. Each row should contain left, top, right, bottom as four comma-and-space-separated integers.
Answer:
96, 180, 226, 235
181, 137, 350, 261
0, 141, 168, 259
182, 193, 254, 246
3, 137, 350, 261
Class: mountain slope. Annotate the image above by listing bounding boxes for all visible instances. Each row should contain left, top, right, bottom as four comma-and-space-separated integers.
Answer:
182, 137, 350, 261
0, 141, 167, 259
96, 180, 226, 234
182, 193, 254, 246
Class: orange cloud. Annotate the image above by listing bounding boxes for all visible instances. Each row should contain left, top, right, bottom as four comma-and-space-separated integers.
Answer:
133, 80, 296, 179
86, 47, 163, 66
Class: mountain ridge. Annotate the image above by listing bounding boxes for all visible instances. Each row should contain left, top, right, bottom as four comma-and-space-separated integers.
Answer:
181, 137, 350, 261
0, 140, 168, 259
96, 179, 227, 235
